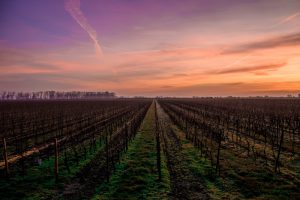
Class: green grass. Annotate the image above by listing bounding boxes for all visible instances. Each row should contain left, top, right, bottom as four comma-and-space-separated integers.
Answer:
169, 123, 300, 200
93, 103, 171, 200
0, 139, 104, 200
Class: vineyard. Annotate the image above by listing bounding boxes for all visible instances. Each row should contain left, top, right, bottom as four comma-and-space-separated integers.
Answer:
1, 98, 300, 199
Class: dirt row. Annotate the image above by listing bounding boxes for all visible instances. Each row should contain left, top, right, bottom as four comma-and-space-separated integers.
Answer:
62, 147, 107, 199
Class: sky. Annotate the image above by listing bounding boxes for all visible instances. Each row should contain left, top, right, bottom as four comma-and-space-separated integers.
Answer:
0, 0, 300, 97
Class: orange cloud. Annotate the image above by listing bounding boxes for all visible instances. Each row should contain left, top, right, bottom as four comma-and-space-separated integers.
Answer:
215, 62, 286, 74
124, 81, 300, 97
224, 32, 300, 54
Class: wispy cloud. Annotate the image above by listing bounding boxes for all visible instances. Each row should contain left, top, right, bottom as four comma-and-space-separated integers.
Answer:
0, 47, 60, 73
65, 0, 102, 56
222, 54, 252, 69
144, 81, 300, 97
215, 62, 286, 75
225, 32, 300, 54
272, 11, 300, 28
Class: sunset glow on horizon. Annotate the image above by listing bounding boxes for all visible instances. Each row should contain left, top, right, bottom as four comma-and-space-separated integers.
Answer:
0, 0, 299, 97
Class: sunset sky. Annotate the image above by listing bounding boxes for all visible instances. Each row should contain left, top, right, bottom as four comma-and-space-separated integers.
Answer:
0, 0, 299, 97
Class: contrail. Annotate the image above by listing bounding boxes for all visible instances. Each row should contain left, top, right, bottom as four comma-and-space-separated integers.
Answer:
223, 54, 252, 68
272, 11, 300, 28
65, 0, 103, 56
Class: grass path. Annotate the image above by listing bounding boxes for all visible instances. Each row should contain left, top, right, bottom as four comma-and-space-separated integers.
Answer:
93, 102, 170, 200
156, 102, 210, 200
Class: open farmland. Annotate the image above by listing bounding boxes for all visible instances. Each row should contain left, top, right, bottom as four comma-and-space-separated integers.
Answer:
2, 0, 300, 199
1, 98, 300, 200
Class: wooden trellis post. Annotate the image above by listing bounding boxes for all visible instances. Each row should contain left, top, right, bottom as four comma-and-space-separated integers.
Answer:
154, 102, 162, 182
54, 138, 59, 182
3, 138, 9, 177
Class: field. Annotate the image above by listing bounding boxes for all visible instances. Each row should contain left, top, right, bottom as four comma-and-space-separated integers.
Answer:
1, 98, 300, 200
